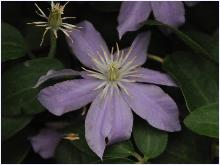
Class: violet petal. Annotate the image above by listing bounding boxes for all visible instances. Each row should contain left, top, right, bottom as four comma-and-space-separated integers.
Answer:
85, 91, 113, 159
67, 21, 110, 68
130, 67, 177, 87
107, 88, 133, 145
33, 69, 79, 88
121, 82, 181, 132
85, 87, 133, 158
151, 1, 185, 27
29, 128, 62, 159
118, 32, 151, 66
38, 79, 101, 116
117, 1, 152, 39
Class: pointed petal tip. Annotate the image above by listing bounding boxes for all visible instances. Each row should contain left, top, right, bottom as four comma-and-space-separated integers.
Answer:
121, 83, 181, 133
117, 1, 152, 38
98, 153, 104, 160
124, 30, 151, 66
165, 122, 181, 132
117, 26, 124, 40
152, 1, 185, 27
37, 93, 63, 116
147, 116, 181, 133
29, 128, 62, 159
132, 67, 177, 87
37, 79, 100, 116
68, 20, 109, 68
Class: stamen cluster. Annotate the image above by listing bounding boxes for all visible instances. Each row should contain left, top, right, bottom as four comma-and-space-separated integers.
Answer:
28, 2, 79, 46
83, 44, 140, 98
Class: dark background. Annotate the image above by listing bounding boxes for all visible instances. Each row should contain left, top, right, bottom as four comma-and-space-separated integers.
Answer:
1, 1, 219, 164
2, 1, 219, 72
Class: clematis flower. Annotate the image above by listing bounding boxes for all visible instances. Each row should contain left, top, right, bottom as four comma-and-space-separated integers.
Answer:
29, 127, 62, 159
38, 21, 181, 158
117, 1, 197, 39
29, 122, 79, 159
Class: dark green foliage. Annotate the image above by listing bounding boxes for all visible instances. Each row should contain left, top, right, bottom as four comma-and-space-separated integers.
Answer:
184, 103, 219, 138
2, 23, 27, 62
163, 51, 218, 111
133, 119, 168, 161
1, 1, 219, 164
2, 58, 64, 116
154, 128, 212, 164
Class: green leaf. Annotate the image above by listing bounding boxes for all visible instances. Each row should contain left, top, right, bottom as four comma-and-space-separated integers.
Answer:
185, 30, 219, 63
133, 119, 168, 160
63, 124, 136, 161
145, 20, 218, 63
55, 140, 99, 163
63, 124, 98, 157
2, 23, 27, 61
2, 116, 33, 140
20, 89, 44, 114
55, 140, 82, 163
96, 158, 135, 164
2, 128, 31, 163
163, 51, 218, 111
2, 57, 64, 116
154, 128, 212, 163
104, 140, 135, 158
184, 103, 219, 138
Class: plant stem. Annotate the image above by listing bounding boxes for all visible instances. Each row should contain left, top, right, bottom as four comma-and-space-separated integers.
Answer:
148, 54, 164, 63
48, 31, 57, 58
131, 152, 150, 164
131, 152, 144, 163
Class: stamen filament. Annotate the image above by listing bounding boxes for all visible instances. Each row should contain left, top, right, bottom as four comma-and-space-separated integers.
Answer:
84, 42, 141, 98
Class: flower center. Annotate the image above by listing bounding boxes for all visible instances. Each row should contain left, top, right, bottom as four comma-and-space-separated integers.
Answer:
107, 63, 120, 81
48, 3, 63, 29
83, 44, 139, 97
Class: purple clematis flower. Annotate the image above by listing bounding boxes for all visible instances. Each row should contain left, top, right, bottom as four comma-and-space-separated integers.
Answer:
29, 127, 62, 159
38, 21, 181, 158
117, 1, 197, 39
29, 122, 79, 159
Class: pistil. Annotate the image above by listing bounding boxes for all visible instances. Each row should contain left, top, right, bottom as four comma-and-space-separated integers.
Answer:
107, 64, 120, 81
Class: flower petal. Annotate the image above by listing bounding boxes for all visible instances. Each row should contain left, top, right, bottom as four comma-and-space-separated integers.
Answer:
29, 128, 62, 159
151, 1, 185, 27
85, 90, 113, 158
117, 1, 152, 39
38, 79, 101, 116
130, 67, 177, 87
34, 69, 79, 88
121, 82, 181, 132
107, 88, 133, 145
67, 21, 110, 68
121, 32, 151, 66
85, 87, 133, 158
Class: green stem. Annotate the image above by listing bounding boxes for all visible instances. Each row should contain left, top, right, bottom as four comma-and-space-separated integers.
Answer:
143, 156, 150, 163
131, 152, 150, 164
48, 31, 57, 58
148, 54, 164, 63
131, 152, 144, 163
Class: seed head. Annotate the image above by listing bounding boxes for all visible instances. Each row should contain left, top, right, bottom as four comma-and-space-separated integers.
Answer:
28, 1, 79, 46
